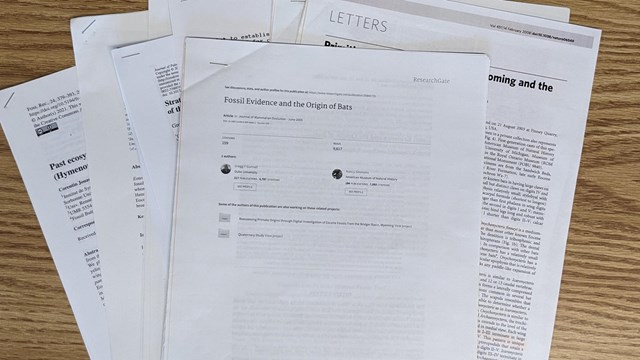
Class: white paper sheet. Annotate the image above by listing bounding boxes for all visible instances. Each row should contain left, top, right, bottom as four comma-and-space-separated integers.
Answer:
112, 36, 180, 360
0, 68, 110, 360
140, 184, 168, 360
164, 38, 489, 359
70, 12, 149, 360
113, 37, 180, 222
149, 0, 172, 38
450, 0, 569, 22
281, 0, 569, 44
299, 1, 600, 359
168, 0, 272, 67
271, 0, 308, 42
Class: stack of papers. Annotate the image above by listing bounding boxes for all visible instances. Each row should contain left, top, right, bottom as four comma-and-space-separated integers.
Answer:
0, 0, 600, 359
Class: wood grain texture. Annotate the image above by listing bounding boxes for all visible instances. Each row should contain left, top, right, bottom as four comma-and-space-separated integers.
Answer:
0, 0, 638, 359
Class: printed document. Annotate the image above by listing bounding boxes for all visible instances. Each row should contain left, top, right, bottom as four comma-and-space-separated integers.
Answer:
289, 0, 569, 43
70, 12, 149, 360
168, 0, 272, 67
140, 185, 167, 360
0, 68, 110, 360
149, 0, 172, 37
299, 0, 601, 359
450, 0, 569, 21
271, 0, 308, 42
164, 38, 489, 360
112, 36, 180, 360
113, 36, 180, 216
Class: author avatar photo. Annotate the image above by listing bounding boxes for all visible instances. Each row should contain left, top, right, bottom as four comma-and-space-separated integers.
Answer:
332, 169, 343, 180
221, 164, 231, 174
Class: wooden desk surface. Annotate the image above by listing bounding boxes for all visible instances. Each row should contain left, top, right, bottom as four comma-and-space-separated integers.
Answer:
0, 1, 638, 359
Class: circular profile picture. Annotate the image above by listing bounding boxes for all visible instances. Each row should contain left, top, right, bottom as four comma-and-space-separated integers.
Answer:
332, 169, 343, 180
220, 164, 231, 174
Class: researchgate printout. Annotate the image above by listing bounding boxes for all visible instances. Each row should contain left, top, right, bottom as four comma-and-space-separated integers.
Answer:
0, 68, 110, 360
165, 38, 489, 360
299, 1, 601, 359
71, 12, 149, 360
112, 36, 180, 360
